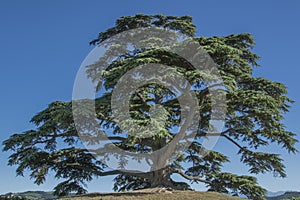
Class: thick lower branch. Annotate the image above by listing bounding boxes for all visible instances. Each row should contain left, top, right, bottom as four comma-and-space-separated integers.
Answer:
172, 169, 211, 184
66, 163, 150, 179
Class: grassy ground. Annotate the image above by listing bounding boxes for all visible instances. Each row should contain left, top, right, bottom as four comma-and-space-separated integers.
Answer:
60, 189, 244, 200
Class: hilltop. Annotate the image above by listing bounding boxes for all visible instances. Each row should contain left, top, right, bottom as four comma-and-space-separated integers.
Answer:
59, 188, 244, 200
2, 189, 300, 200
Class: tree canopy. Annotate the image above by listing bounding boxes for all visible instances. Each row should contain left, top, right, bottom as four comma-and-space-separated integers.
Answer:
3, 14, 297, 200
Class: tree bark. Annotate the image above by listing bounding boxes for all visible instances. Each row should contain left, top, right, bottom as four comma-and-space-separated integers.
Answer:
149, 167, 172, 188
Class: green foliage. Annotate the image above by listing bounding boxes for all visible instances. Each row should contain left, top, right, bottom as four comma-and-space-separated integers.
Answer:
2, 14, 298, 200
207, 172, 266, 199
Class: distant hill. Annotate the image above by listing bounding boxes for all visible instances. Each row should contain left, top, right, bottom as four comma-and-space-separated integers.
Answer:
265, 191, 300, 200
266, 191, 286, 197
1, 191, 56, 200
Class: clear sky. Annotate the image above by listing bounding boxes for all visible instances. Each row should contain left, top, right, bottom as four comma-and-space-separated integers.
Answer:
0, 0, 300, 195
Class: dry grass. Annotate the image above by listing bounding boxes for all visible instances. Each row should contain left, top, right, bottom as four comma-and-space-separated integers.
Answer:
60, 188, 244, 200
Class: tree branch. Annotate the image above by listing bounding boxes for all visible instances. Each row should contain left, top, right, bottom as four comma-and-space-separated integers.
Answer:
172, 168, 211, 184
65, 163, 150, 179
223, 134, 246, 150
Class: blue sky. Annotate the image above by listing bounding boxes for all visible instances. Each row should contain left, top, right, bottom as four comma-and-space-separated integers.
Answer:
0, 0, 300, 194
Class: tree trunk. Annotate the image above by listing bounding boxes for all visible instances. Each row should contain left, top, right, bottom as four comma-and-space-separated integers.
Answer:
150, 167, 172, 188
